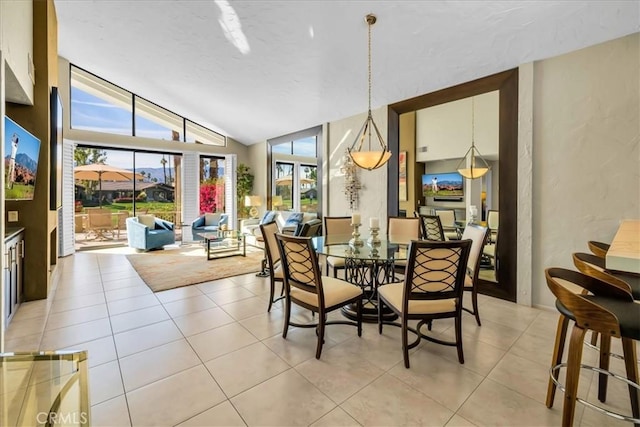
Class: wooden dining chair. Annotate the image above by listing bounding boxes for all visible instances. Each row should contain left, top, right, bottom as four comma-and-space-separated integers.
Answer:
388, 216, 421, 276
460, 224, 489, 326
323, 216, 352, 278
415, 213, 445, 241
260, 222, 285, 312
276, 233, 363, 359
378, 239, 471, 368
486, 210, 499, 244
435, 209, 460, 240
588, 240, 611, 259
545, 268, 639, 426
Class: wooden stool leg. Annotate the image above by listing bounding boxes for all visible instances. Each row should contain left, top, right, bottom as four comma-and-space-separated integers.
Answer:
597, 334, 611, 403
621, 338, 640, 424
547, 315, 570, 408
563, 325, 586, 427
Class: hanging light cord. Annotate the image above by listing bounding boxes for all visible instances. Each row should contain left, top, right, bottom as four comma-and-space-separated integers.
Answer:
366, 15, 373, 150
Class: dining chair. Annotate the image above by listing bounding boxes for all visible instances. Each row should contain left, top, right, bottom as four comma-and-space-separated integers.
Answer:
460, 224, 489, 326
588, 240, 611, 259
388, 216, 421, 276
435, 209, 460, 240
544, 268, 639, 426
378, 239, 472, 368
415, 213, 445, 241
323, 216, 352, 278
294, 219, 322, 237
486, 210, 499, 243
260, 222, 285, 312
275, 233, 363, 359
482, 229, 498, 274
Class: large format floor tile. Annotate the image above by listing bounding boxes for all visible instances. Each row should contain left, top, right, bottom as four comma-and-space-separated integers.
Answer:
3, 250, 632, 427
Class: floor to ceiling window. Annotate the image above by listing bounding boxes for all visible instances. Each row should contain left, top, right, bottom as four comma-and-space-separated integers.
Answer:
74, 146, 182, 251
199, 156, 226, 214
271, 133, 318, 212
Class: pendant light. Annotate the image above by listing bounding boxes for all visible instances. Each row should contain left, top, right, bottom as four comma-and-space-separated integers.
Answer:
456, 96, 490, 179
348, 14, 391, 171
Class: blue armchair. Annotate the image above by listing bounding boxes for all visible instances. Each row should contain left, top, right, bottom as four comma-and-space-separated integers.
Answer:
126, 216, 175, 251
191, 213, 229, 241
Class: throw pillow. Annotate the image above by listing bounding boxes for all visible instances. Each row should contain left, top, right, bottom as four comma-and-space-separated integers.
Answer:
284, 212, 304, 227
138, 214, 156, 228
260, 211, 277, 225
204, 212, 222, 226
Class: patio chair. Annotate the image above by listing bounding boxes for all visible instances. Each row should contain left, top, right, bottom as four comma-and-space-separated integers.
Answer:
87, 208, 114, 241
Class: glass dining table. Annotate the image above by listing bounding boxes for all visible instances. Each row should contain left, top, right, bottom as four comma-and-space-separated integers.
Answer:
312, 235, 409, 322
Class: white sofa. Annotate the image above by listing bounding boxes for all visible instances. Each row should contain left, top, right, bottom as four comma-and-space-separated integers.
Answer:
241, 211, 318, 247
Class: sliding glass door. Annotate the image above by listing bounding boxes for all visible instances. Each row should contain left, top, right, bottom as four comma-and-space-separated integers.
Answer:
74, 146, 182, 250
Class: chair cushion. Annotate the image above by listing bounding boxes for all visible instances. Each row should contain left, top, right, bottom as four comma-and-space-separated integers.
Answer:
138, 214, 156, 228
204, 212, 222, 226
378, 282, 456, 315
290, 276, 362, 308
260, 211, 277, 225
327, 256, 345, 268
583, 295, 640, 340
464, 274, 473, 289
483, 244, 495, 257
284, 212, 304, 227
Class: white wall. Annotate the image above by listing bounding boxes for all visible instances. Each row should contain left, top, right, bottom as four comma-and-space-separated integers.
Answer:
326, 106, 388, 233
0, 0, 33, 104
530, 33, 640, 308
416, 91, 499, 162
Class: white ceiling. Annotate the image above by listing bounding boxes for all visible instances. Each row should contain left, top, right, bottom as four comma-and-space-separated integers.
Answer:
54, 1, 639, 146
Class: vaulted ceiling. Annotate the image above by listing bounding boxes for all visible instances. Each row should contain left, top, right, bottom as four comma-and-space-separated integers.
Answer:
54, 1, 639, 145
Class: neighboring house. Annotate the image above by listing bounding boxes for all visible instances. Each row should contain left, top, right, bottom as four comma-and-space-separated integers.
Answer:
97, 181, 175, 203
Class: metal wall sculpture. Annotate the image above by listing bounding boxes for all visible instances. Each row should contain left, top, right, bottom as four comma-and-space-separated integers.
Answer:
340, 149, 362, 210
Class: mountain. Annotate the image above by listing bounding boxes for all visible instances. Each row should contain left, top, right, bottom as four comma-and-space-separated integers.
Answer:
5, 153, 38, 173
134, 167, 175, 184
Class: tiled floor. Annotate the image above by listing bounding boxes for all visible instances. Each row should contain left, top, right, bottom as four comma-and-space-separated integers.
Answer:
3, 249, 637, 426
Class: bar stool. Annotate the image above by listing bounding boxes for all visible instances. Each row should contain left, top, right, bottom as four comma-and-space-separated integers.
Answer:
545, 268, 640, 426
588, 240, 611, 259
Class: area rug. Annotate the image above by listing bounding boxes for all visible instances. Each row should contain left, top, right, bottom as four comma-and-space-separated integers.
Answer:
126, 245, 264, 292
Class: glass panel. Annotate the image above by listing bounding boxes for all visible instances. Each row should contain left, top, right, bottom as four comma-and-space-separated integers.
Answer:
274, 162, 294, 211
134, 97, 183, 141
200, 156, 226, 214
70, 67, 133, 135
133, 152, 180, 227
0, 351, 89, 427
272, 142, 292, 155
292, 136, 316, 157
185, 120, 226, 146
299, 164, 317, 213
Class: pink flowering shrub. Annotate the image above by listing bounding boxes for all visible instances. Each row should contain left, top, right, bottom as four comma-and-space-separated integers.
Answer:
200, 179, 225, 214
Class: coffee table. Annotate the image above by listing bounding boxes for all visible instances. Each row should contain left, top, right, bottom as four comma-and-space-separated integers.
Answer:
197, 230, 246, 260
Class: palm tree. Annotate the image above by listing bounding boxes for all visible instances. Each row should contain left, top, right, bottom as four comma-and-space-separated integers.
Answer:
160, 156, 167, 184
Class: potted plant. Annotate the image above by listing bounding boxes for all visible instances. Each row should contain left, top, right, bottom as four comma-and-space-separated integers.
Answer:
236, 163, 254, 218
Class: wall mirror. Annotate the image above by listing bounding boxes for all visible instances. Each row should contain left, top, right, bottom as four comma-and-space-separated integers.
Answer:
387, 69, 518, 302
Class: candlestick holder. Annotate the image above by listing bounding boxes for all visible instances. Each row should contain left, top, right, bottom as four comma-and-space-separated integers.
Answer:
367, 226, 381, 246
349, 223, 364, 247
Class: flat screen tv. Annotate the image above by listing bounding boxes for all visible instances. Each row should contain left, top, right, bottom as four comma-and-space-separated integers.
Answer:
422, 172, 464, 199
5, 116, 41, 201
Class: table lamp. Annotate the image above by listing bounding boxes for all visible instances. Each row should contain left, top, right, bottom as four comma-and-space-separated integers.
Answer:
245, 195, 261, 219
272, 195, 283, 210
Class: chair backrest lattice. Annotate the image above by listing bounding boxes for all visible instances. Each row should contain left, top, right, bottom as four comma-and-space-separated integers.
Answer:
276, 234, 324, 305
404, 240, 471, 304
416, 213, 445, 241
